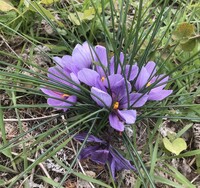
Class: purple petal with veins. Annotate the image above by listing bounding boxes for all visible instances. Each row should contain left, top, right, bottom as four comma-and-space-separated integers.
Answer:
91, 87, 112, 107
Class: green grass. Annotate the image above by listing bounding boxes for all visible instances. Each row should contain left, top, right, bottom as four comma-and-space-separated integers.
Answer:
0, 0, 200, 187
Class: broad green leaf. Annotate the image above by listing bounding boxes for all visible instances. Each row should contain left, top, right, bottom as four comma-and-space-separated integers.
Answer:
41, 0, 60, 5
173, 22, 195, 40
83, 7, 96, 20
0, 0, 17, 12
181, 39, 197, 52
68, 7, 97, 25
68, 12, 81, 25
163, 137, 187, 155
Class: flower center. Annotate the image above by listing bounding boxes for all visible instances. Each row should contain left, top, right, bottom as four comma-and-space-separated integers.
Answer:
62, 94, 70, 98
146, 82, 151, 87
101, 76, 105, 82
113, 101, 119, 109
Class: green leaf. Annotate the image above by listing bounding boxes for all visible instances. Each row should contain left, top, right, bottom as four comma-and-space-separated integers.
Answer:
180, 39, 197, 52
68, 12, 81, 25
83, 7, 96, 20
68, 7, 97, 25
173, 22, 195, 40
40, 0, 60, 5
0, 0, 17, 12
163, 137, 187, 155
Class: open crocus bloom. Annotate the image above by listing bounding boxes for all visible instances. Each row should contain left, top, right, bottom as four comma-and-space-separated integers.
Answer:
41, 66, 79, 111
90, 74, 148, 131
135, 61, 173, 101
52, 42, 96, 75
74, 133, 136, 180
94, 45, 139, 81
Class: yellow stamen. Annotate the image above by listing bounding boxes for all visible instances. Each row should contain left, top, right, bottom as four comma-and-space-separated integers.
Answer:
62, 94, 69, 98
101, 76, 105, 82
146, 82, 151, 87
113, 102, 119, 109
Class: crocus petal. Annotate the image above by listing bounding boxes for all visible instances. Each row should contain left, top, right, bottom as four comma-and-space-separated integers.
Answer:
48, 66, 71, 86
61, 55, 79, 74
79, 146, 101, 160
117, 109, 136, 124
109, 56, 115, 75
91, 87, 112, 107
95, 79, 107, 92
148, 89, 173, 101
104, 74, 123, 88
72, 42, 94, 70
109, 147, 136, 171
66, 95, 77, 105
47, 98, 69, 111
111, 80, 132, 102
95, 45, 108, 67
109, 52, 124, 75
120, 93, 148, 108
91, 150, 109, 165
70, 72, 80, 90
108, 154, 116, 179
47, 95, 76, 110
52, 57, 62, 66
109, 113, 124, 132
145, 61, 156, 76
151, 75, 169, 91
129, 93, 148, 107
119, 52, 124, 64
78, 68, 99, 87
125, 64, 138, 81
40, 88, 61, 98
74, 133, 105, 143
135, 66, 150, 91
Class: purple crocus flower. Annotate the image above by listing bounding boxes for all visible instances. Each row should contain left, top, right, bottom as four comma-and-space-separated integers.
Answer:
90, 74, 148, 131
52, 42, 95, 75
74, 133, 136, 179
135, 61, 173, 101
41, 66, 79, 111
110, 52, 139, 81
78, 45, 139, 89
94, 45, 139, 81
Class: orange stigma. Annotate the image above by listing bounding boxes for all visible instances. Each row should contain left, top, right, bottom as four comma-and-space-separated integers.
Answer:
113, 102, 119, 109
101, 76, 105, 82
146, 82, 151, 87
62, 94, 69, 98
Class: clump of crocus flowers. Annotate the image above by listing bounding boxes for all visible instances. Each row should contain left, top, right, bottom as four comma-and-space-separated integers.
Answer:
41, 41, 172, 179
